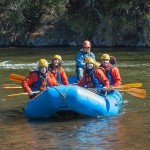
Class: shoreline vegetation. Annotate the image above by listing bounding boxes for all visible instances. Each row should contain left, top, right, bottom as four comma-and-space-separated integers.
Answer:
1, 0, 150, 47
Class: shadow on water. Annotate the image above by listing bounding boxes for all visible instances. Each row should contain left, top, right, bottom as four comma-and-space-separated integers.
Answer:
24, 111, 96, 123
0, 109, 24, 124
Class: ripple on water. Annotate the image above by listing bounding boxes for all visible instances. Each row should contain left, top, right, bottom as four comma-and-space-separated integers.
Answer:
0, 61, 76, 72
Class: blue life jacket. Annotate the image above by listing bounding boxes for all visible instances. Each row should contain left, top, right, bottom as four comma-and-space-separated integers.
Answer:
84, 69, 103, 88
30, 71, 48, 91
56, 70, 61, 84
101, 65, 115, 85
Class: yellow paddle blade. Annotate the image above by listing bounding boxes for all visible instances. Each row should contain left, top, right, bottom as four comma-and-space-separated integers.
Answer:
119, 88, 146, 99
127, 88, 146, 99
112, 83, 142, 90
120, 83, 142, 88
9, 74, 26, 83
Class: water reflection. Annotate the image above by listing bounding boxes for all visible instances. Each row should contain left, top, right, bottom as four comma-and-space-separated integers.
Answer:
0, 111, 150, 149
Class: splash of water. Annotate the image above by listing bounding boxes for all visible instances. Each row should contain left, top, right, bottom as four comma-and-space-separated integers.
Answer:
0, 60, 76, 72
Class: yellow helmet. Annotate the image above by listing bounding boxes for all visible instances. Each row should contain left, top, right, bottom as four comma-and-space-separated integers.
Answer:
101, 54, 110, 60
38, 59, 48, 68
85, 57, 95, 64
53, 55, 62, 61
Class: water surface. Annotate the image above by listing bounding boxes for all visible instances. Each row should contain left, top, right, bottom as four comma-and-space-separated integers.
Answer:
0, 47, 150, 149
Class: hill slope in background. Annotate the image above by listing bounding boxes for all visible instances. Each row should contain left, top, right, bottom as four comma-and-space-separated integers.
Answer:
0, 0, 150, 47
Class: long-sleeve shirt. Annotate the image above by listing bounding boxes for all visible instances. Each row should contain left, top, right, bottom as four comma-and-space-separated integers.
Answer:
22, 72, 58, 93
78, 68, 110, 88
76, 49, 95, 68
49, 67, 69, 85
103, 64, 121, 86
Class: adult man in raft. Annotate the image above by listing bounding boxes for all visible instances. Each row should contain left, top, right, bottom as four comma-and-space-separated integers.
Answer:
76, 40, 95, 82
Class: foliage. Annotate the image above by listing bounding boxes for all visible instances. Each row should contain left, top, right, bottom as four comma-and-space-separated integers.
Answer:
66, 0, 150, 45
0, 0, 150, 46
0, 0, 68, 34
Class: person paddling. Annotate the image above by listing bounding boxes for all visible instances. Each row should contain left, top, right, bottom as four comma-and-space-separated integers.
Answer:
76, 40, 95, 82
78, 57, 110, 89
48, 55, 69, 85
22, 59, 59, 99
100, 54, 122, 87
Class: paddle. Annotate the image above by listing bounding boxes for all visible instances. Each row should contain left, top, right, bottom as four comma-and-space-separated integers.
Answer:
1, 84, 20, 87
3, 82, 141, 90
9, 74, 26, 82
7, 91, 40, 97
118, 83, 142, 89
8, 73, 145, 98
118, 88, 146, 99
9, 73, 143, 89
88, 87, 146, 99
1, 84, 21, 89
3, 86, 22, 89
1, 83, 22, 89
8, 93, 30, 97
87, 83, 142, 91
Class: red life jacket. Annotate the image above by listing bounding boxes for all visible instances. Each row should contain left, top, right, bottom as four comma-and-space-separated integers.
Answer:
84, 68, 103, 88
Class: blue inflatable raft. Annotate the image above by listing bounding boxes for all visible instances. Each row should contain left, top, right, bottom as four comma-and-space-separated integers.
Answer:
23, 85, 122, 119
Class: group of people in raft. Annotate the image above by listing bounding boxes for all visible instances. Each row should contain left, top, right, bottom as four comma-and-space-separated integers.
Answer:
22, 40, 121, 99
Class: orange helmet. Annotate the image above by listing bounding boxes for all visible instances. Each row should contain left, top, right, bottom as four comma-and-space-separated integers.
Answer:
83, 40, 91, 48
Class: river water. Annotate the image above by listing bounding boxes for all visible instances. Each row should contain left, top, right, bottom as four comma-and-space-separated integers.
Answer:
0, 47, 150, 150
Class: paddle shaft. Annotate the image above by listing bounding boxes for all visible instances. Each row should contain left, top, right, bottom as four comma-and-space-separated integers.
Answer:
3, 86, 22, 89
9, 74, 142, 89
7, 91, 40, 97
8, 74, 146, 98
87, 87, 146, 99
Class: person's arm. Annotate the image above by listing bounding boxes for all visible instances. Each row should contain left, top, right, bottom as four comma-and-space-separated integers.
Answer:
111, 67, 122, 86
22, 73, 38, 93
47, 72, 59, 86
76, 52, 85, 68
60, 68, 69, 85
94, 69, 110, 88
